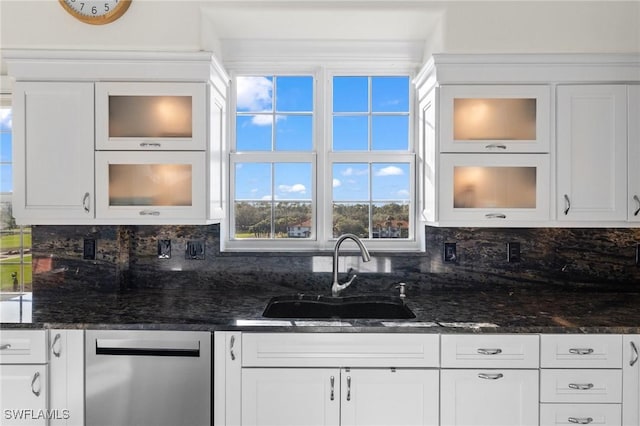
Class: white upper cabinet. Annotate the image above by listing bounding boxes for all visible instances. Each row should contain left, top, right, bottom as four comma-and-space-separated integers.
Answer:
629, 85, 640, 222
12, 82, 95, 224
439, 85, 550, 153
95, 82, 207, 151
556, 85, 628, 222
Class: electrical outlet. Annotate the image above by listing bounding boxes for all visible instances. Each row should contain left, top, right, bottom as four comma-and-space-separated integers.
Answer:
636, 243, 640, 266
507, 242, 521, 263
83, 238, 96, 260
443, 242, 457, 263
158, 239, 171, 259
185, 240, 205, 260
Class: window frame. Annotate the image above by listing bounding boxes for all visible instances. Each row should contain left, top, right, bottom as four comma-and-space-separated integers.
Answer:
224, 66, 422, 252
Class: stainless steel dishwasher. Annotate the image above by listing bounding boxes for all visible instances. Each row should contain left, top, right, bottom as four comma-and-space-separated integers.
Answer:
85, 330, 211, 426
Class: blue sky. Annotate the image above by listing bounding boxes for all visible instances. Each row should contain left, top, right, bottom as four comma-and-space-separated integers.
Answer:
0, 108, 12, 193
235, 76, 410, 203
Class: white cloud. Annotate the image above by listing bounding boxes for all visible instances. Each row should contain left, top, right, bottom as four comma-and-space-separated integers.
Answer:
278, 184, 306, 194
397, 189, 410, 198
341, 167, 368, 177
375, 166, 405, 177
333, 179, 342, 188
236, 76, 272, 112
250, 115, 274, 126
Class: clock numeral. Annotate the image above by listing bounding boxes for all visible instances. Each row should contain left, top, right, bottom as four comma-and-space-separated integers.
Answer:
104, 3, 110, 12
79, 2, 84, 11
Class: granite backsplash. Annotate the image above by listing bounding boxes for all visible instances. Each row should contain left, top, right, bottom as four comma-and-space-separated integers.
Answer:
30, 225, 640, 295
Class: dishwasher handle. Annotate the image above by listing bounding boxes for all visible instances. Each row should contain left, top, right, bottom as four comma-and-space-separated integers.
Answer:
95, 339, 201, 357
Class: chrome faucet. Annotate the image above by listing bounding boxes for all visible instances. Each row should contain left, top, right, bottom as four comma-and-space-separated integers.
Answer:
332, 234, 371, 297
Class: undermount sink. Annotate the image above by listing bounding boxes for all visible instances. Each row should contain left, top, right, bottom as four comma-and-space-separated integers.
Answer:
262, 294, 416, 319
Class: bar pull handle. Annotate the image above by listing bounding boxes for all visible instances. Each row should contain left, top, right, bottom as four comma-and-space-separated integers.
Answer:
229, 335, 236, 361
346, 376, 351, 401
0, 343, 11, 350
569, 348, 594, 355
477, 348, 502, 355
633, 195, 640, 216
330, 376, 335, 401
568, 383, 594, 390
51, 333, 62, 358
139, 210, 161, 216
140, 142, 162, 148
83, 192, 91, 213
478, 373, 504, 380
485, 144, 507, 150
31, 371, 41, 397
568, 417, 593, 424
630, 341, 639, 366
564, 194, 571, 215
485, 213, 506, 219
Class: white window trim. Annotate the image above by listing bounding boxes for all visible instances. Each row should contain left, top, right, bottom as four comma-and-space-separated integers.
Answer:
223, 65, 424, 253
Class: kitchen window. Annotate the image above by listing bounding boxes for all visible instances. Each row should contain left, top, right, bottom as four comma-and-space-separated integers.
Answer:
227, 71, 418, 251
0, 98, 32, 294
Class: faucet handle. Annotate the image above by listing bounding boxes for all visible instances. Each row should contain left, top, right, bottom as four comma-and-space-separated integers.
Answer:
395, 283, 407, 299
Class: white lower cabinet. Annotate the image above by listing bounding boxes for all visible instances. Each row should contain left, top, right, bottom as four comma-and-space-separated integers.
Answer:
623, 335, 640, 425
49, 330, 84, 426
540, 403, 621, 426
440, 369, 539, 426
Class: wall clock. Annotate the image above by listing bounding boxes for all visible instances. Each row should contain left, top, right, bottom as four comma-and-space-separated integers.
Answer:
58, 0, 132, 25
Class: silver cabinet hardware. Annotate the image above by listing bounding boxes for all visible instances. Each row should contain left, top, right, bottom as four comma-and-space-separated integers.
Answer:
568, 383, 594, 390
634, 195, 640, 216
485, 144, 507, 150
52, 333, 62, 358
564, 194, 571, 215
330, 376, 335, 401
139, 210, 161, 216
485, 213, 506, 219
83, 192, 91, 213
631, 341, 639, 366
31, 371, 41, 397
346, 376, 351, 401
568, 348, 594, 355
139, 142, 162, 148
568, 417, 593, 425
478, 373, 504, 380
477, 348, 502, 355
0, 343, 11, 350
229, 335, 236, 361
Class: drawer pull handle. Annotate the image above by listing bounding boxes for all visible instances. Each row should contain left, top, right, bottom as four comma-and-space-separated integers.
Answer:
477, 348, 502, 355
0, 343, 11, 350
31, 371, 41, 397
485, 144, 507, 150
346, 376, 351, 401
568, 383, 594, 390
568, 348, 594, 355
139, 142, 162, 148
51, 333, 62, 358
631, 341, 639, 366
229, 335, 236, 361
568, 417, 593, 425
564, 194, 571, 215
330, 376, 335, 401
634, 195, 640, 216
478, 373, 504, 380
139, 210, 161, 216
83, 192, 91, 213
484, 213, 506, 219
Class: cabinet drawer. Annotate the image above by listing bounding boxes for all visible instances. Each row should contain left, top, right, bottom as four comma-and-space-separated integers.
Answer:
242, 333, 440, 368
541, 335, 622, 368
441, 334, 539, 368
540, 403, 621, 426
0, 330, 47, 364
540, 369, 622, 403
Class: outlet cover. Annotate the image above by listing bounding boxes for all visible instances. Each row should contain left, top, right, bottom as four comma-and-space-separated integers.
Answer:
185, 240, 205, 260
443, 242, 457, 263
158, 239, 171, 259
83, 238, 96, 260
507, 242, 521, 263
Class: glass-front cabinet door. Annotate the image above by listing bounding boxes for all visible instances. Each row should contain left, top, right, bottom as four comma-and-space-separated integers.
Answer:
439, 85, 550, 153
95, 151, 206, 222
95, 82, 207, 150
439, 154, 550, 222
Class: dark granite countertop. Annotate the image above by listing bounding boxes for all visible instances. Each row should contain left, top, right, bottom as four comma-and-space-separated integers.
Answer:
4, 280, 640, 334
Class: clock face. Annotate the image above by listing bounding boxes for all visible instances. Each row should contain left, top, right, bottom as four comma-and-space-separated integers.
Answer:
59, 0, 132, 25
